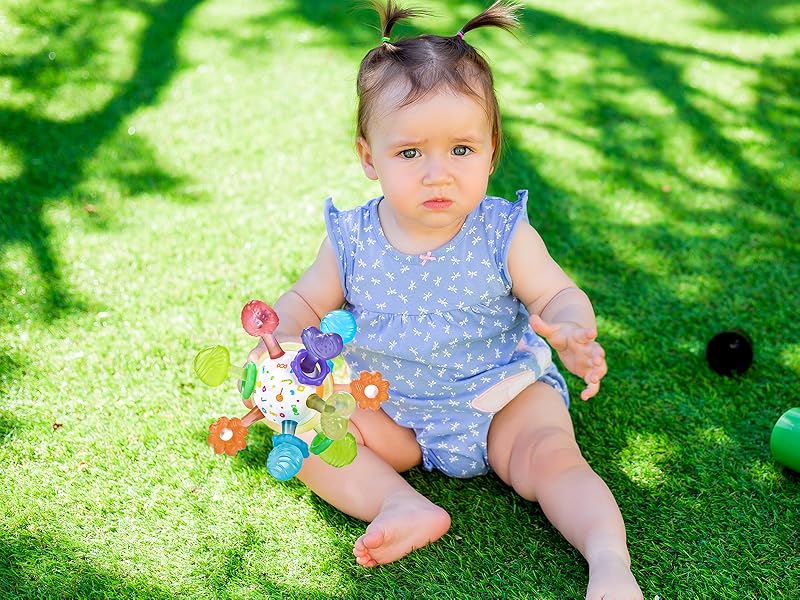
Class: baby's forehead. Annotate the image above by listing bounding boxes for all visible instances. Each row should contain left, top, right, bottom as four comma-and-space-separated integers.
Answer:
376, 78, 487, 110
368, 85, 491, 134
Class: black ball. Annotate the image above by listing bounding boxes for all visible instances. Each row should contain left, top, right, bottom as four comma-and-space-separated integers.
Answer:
706, 330, 753, 376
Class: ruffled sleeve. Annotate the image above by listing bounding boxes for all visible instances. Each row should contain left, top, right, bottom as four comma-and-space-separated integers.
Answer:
323, 197, 350, 298
493, 189, 529, 289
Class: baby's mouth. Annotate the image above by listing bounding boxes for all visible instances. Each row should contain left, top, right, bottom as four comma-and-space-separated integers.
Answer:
423, 198, 453, 209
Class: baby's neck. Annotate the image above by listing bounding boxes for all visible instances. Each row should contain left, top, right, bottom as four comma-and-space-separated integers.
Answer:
377, 201, 466, 255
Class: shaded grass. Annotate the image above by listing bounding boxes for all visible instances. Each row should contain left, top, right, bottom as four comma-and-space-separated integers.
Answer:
1, 0, 799, 598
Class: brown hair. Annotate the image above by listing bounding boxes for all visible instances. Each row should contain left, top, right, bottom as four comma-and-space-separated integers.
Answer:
356, 1, 521, 166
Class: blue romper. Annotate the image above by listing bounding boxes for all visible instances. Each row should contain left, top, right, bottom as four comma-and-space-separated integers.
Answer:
325, 190, 569, 478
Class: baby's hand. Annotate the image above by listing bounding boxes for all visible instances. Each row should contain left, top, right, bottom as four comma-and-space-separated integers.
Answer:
530, 314, 607, 400
246, 339, 267, 366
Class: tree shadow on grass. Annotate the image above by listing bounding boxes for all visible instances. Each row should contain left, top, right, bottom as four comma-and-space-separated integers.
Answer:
698, 0, 800, 33
1, 527, 331, 600
0, 346, 25, 446
0, 0, 205, 331
508, 4, 800, 394
0, 531, 176, 599
276, 0, 422, 46
0, 409, 21, 446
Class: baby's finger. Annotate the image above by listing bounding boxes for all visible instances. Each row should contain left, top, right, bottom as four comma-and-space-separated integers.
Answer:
581, 379, 600, 400
584, 367, 600, 385
594, 343, 606, 360
530, 314, 559, 337
573, 328, 597, 345
580, 354, 597, 376
247, 343, 266, 364
585, 356, 606, 382
592, 358, 608, 381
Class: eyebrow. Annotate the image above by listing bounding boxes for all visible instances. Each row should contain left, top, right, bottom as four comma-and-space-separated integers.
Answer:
389, 139, 426, 148
451, 136, 483, 145
388, 135, 484, 148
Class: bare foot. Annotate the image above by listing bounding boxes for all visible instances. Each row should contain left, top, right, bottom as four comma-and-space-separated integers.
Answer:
353, 493, 451, 567
586, 550, 643, 600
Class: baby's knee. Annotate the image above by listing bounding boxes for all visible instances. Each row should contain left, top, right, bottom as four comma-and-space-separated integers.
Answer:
509, 427, 586, 497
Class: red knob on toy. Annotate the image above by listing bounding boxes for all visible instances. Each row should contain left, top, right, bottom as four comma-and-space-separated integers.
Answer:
241, 300, 284, 359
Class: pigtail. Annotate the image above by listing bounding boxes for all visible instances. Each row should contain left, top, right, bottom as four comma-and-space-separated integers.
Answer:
369, 0, 429, 45
458, 0, 521, 38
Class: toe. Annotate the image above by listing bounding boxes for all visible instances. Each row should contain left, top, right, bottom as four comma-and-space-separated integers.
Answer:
360, 525, 385, 550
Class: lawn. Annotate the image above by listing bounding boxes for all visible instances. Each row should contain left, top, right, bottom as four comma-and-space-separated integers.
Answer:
1, 0, 799, 598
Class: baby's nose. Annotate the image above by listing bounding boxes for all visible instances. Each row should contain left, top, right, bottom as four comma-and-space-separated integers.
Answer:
422, 156, 452, 186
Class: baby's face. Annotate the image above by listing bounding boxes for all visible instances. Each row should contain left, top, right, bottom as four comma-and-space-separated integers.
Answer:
356, 87, 495, 242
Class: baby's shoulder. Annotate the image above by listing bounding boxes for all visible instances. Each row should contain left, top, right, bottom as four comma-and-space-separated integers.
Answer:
325, 196, 381, 233
325, 195, 377, 215
475, 190, 530, 238
478, 190, 528, 216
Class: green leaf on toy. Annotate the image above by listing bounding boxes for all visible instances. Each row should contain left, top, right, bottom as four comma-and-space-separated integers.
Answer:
319, 432, 357, 467
194, 345, 231, 387
314, 391, 355, 441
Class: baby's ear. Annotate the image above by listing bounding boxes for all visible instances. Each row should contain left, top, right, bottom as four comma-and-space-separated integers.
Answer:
355, 137, 379, 181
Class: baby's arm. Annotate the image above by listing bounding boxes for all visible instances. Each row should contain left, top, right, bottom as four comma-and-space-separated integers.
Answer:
247, 237, 345, 360
507, 223, 607, 400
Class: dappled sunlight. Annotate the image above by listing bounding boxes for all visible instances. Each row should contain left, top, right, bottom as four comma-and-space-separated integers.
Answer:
671, 335, 706, 360
604, 194, 668, 226
682, 60, 759, 106
2, 242, 38, 292
512, 6, 797, 200
619, 432, 673, 488
0, 0, 206, 333
0, 142, 23, 181
0, 241, 59, 326
491, 6, 800, 385
778, 344, 800, 372
595, 315, 635, 342
748, 460, 786, 485
672, 276, 720, 306
2, 1, 798, 597
697, 425, 734, 448
1, 3, 148, 120
682, 158, 738, 190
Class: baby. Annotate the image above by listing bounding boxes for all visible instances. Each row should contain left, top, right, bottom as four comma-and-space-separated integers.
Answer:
249, 2, 643, 598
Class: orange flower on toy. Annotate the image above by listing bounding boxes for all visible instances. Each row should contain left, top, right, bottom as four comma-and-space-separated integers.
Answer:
208, 416, 248, 456
351, 371, 389, 410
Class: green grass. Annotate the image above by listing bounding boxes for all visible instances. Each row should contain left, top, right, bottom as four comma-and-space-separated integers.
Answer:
1, 0, 799, 598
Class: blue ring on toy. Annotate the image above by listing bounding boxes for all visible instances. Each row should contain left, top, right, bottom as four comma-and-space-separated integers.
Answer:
267, 434, 310, 480
273, 433, 310, 457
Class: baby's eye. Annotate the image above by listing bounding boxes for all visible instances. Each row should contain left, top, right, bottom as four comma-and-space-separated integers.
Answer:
400, 149, 419, 159
453, 145, 471, 156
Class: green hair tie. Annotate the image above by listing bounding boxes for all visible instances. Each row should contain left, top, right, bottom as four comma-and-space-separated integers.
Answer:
381, 36, 390, 43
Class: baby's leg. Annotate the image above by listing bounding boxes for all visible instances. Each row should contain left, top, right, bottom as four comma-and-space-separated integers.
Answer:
487, 383, 642, 600
296, 406, 450, 567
